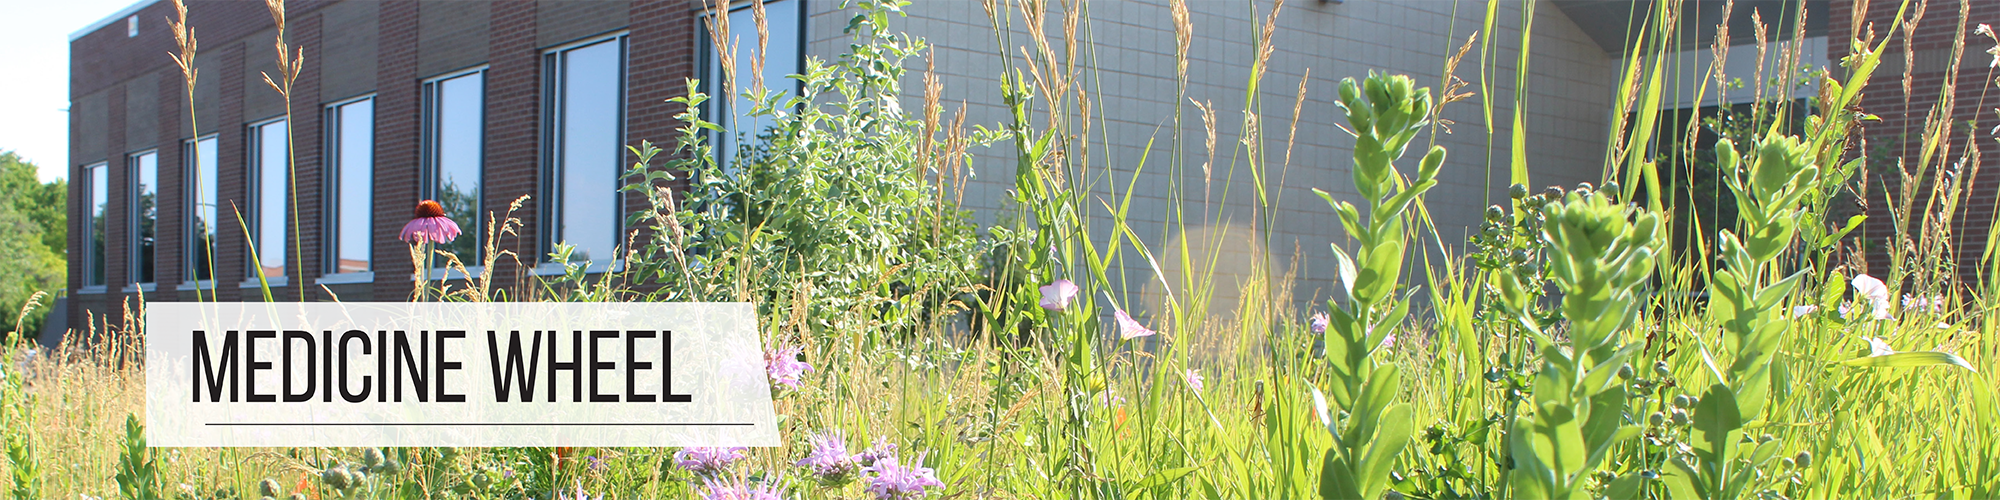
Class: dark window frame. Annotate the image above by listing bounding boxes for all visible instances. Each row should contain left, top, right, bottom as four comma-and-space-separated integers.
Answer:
323, 94, 377, 277
539, 32, 629, 266
183, 134, 218, 285
420, 66, 489, 268
127, 149, 160, 286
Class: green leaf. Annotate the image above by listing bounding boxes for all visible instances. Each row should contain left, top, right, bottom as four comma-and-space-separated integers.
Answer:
1125, 466, 1199, 492
1692, 383, 1743, 491
1356, 402, 1415, 499
1839, 351, 1978, 372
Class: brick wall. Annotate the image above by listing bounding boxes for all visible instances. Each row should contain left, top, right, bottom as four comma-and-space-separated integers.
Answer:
1834, 0, 2000, 285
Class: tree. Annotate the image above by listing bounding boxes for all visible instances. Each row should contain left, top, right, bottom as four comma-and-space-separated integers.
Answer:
0, 151, 67, 339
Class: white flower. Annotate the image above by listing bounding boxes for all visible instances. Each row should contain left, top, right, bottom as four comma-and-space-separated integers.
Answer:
1792, 305, 1819, 318
1851, 274, 1894, 320
1865, 337, 1896, 357
1978, 23, 1993, 37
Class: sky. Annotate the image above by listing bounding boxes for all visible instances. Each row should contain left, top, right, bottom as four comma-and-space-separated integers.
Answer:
0, 0, 152, 183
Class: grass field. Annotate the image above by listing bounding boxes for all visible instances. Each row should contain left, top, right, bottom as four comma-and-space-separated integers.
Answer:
4, 0, 1999, 498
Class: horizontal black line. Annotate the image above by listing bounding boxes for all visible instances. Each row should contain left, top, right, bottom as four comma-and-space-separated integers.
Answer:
206, 422, 753, 427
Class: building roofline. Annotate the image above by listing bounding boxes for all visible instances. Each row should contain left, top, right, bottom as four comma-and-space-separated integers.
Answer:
69, 0, 160, 42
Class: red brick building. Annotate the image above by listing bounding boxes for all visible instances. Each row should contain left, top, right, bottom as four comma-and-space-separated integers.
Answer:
64, 0, 817, 328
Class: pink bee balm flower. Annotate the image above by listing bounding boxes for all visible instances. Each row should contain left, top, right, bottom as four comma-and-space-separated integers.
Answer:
1114, 309, 1156, 339
399, 200, 462, 244
860, 454, 943, 500
766, 343, 812, 389
700, 476, 786, 500
1310, 312, 1329, 334
1038, 279, 1080, 312
1184, 368, 1204, 391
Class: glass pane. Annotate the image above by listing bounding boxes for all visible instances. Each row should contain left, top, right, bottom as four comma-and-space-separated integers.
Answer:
256, 120, 288, 278
559, 40, 620, 263
436, 73, 483, 263
728, 1, 800, 137
190, 137, 217, 281
133, 152, 157, 283
88, 164, 107, 286
336, 100, 374, 273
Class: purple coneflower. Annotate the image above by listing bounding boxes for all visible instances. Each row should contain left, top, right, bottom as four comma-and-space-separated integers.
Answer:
675, 447, 749, 478
860, 454, 944, 500
399, 200, 462, 244
766, 343, 812, 389
700, 476, 786, 500
796, 432, 859, 485
1039, 279, 1080, 312
1114, 309, 1156, 340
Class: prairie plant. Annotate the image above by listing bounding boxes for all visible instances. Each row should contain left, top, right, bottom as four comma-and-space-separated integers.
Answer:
1308, 73, 1443, 500
1491, 185, 1662, 498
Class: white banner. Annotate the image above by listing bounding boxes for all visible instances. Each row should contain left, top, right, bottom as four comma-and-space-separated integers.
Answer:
145, 302, 780, 447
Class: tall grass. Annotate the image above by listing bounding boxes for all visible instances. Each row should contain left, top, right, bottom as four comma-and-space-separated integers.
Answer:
1, 0, 1997, 498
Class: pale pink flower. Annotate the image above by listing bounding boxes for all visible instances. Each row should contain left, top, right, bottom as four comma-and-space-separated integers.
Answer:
1902, 294, 1946, 314
399, 200, 462, 244
1851, 274, 1893, 321
1114, 309, 1156, 339
1184, 368, 1204, 391
1309, 312, 1329, 334
1792, 305, 1819, 318
1038, 279, 1079, 312
1865, 337, 1896, 357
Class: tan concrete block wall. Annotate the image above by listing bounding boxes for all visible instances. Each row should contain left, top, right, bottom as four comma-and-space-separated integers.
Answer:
802, 0, 1618, 318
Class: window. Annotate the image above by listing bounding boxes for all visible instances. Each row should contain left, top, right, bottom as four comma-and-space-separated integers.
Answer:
129, 150, 158, 285
701, 0, 804, 166
186, 135, 218, 282
422, 69, 485, 265
83, 162, 108, 288
543, 35, 625, 264
248, 118, 289, 280
326, 96, 374, 275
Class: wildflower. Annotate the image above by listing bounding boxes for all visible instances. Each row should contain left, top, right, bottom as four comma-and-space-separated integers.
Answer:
856, 438, 897, 467
1792, 305, 1818, 318
1850, 274, 1893, 320
765, 343, 811, 389
796, 432, 859, 485
1309, 312, 1329, 334
1038, 279, 1080, 312
1113, 309, 1156, 339
700, 476, 785, 500
1865, 337, 1896, 357
675, 447, 749, 477
861, 454, 944, 500
1184, 368, 1204, 391
1902, 294, 1946, 314
558, 485, 603, 500
399, 199, 462, 244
